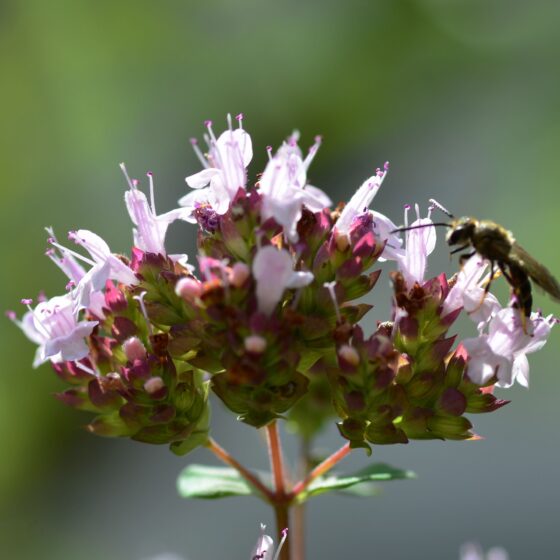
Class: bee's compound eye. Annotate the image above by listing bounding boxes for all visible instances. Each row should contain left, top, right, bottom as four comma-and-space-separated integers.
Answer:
448, 227, 464, 245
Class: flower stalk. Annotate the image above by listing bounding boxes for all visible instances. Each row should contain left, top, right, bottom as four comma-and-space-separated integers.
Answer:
205, 437, 273, 501
289, 443, 352, 499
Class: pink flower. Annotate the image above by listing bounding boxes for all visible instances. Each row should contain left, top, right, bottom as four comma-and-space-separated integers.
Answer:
179, 114, 253, 218
14, 294, 97, 367
462, 308, 555, 387
335, 171, 387, 237
69, 230, 138, 309
252, 246, 314, 315
460, 542, 509, 560
442, 255, 501, 328
334, 165, 402, 260
122, 166, 184, 255
395, 203, 436, 287
48, 228, 137, 316
259, 134, 331, 242
251, 524, 288, 560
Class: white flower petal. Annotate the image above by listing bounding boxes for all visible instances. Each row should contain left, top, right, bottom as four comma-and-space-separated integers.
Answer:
185, 168, 221, 189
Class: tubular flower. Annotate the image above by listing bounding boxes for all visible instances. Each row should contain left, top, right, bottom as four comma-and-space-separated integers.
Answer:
462, 308, 555, 387
251, 525, 288, 560
395, 203, 437, 287
179, 114, 253, 219
334, 164, 402, 260
442, 255, 501, 328
460, 543, 509, 560
259, 134, 331, 242
122, 166, 185, 255
13, 294, 97, 367
12, 113, 555, 456
252, 245, 314, 315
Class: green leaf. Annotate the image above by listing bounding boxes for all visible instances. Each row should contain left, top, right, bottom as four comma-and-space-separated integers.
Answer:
177, 464, 257, 499
297, 463, 416, 502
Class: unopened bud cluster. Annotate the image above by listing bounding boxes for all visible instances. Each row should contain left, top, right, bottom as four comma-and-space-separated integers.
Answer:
10, 115, 555, 454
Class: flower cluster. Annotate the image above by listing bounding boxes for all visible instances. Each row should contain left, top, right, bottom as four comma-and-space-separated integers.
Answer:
10, 114, 556, 454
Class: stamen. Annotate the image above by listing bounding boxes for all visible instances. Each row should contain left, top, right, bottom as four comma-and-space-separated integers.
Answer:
323, 281, 341, 322
74, 361, 97, 376
384, 161, 390, 171
190, 137, 209, 169
227, 113, 233, 131
65, 280, 76, 291
303, 135, 322, 169
147, 171, 156, 215
235, 113, 244, 128
119, 162, 135, 190
205, 119, 218, 145
403, 204, 411, 228
266, 145, 273, 161
22, 299, 52, 338
272, 528, 289, 560
133, 291, 153, 336
49, 240, 96, 267
5, 310, 16, 321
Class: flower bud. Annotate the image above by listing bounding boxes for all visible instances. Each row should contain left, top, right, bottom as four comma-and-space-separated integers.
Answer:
334, 231, 350, 252
123, 336, 147, 362
338, 344, 360, 367
244, 334, 267, 354
175, 277, 202, 300
229, 262, 250, 288
144, 376, 166, 395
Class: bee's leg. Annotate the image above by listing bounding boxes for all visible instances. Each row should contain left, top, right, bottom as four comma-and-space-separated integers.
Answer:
497, 262, 513, 284
499, 262, 531, 335
469, 260, 500, 315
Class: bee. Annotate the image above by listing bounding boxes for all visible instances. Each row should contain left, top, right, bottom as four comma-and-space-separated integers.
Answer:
394, 199, 560, 329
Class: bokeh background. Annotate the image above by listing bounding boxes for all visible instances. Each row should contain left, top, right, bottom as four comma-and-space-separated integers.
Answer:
2, 1, 560, 558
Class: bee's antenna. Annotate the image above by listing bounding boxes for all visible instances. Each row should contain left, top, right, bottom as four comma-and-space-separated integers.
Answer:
391, 222, 451, 234
429, 198, 455, 219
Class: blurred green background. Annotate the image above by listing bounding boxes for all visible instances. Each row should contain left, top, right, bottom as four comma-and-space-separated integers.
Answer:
2, 1, 560, 558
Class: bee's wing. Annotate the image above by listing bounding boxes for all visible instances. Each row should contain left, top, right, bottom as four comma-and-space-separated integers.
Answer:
511, 242, 560, 300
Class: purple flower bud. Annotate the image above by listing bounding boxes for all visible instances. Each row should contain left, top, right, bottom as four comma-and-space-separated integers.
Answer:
123, 336, 147, 362
244, 335, 267, 354
175, 277, 202, 300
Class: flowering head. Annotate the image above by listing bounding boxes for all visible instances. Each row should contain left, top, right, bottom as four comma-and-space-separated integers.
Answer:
11, 113, 556, 457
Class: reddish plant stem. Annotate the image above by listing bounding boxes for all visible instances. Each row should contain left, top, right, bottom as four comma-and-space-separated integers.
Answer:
289, 442, 352, 498
293, 437, 311, 560
274, 504, 290, 560
266, 421, 291, 560
266, 421, 288, 499
205, 437, 273, 501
